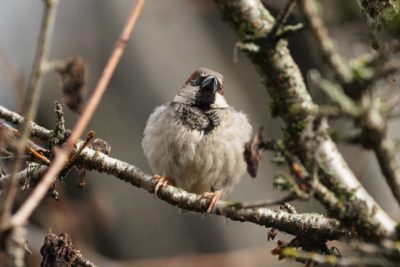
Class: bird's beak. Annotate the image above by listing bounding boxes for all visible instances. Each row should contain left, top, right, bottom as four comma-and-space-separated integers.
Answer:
201, 75, 218, 92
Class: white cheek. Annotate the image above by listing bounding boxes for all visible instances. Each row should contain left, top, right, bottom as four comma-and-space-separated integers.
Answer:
173, 86, 198, 104
173, 95, 187, 104
213, 93, 229, 108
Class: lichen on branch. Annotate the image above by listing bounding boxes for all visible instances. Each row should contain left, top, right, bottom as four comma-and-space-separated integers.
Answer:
213, 0, 396, 240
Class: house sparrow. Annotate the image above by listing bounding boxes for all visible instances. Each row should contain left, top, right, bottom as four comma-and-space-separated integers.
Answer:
142, 67, 252, 212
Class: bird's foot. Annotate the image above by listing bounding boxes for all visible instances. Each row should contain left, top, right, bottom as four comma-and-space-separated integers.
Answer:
202, 190, 222, 213
153, 175, 175, 195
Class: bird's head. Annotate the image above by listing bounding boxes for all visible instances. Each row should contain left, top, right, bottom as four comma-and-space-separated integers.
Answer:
173, 67, 228, 109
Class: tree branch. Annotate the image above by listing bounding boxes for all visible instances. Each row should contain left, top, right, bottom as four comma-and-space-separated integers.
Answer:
7, 0, 146, 229
213, 0, 396, 240
372, 137, 400, 204
1, 0, 59, 226
0, 106, 351, 242
0, 106, 52, 141
0, 165, 47, 190
297, 1, 400, 207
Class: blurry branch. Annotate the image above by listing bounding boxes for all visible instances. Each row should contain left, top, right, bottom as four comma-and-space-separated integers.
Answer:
298, 0, 353, 84
309, 70, 363, 117
357, 0, 400, 40
1, 0, 59, 228
279, 239, 400, 266
0, 1, 59, 265
8, 0, 146, 230
363, 60, 400, 89
371, 137, 400, 205
41, 232, 97, 267
0, 165, 47, 190
299, 0, 400, 94
280, 247, 391, 266
0, 105, 351, 242
213, 0, 396, 240
25, 146, 50, 165
0, 106, 52, 141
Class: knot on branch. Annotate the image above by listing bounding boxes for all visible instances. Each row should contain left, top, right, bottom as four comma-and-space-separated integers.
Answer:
48, 101, 70, 148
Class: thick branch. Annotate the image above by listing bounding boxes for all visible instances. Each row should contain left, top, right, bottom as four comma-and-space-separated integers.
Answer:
213, 0, 396, 240
0, 106, 51, 141
79, 147, 349, 241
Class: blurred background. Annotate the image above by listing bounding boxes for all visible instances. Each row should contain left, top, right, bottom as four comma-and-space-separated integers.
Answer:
0, 0, 399, 266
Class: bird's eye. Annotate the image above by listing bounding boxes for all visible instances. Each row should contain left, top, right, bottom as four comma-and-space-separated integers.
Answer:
191, 78, 199, 86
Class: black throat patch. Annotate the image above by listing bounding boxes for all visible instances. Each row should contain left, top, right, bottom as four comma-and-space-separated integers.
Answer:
177, 105, 220, 134
193, 90, 215, 110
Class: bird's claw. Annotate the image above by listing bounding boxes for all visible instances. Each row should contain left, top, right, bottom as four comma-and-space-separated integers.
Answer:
202, 190, 222, 213
153, 175, 175, 195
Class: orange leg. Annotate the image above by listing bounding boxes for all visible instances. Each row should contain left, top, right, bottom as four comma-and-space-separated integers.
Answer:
153, 175, 175, 195
202, 190, 222, 213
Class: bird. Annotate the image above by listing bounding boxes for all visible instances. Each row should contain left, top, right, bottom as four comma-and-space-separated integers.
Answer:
142, 67, 252, 212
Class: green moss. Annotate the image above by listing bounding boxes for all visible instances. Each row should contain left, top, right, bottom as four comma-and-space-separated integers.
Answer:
280, 247, 299, 257
325, 180, 385, 240
382, 2, 400, 34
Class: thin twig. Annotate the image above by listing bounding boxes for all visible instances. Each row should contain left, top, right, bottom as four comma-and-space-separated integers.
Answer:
0, 121, 50, 163
267, 0, 297, 41
26, 146, 50, 165
0, 165, 47, 190
10, 149, 67, 227
0, 0, 59, 227
0, 106, 52, 141
362, 60, 400, 89
64, 130, 95, 169
9, 0, 146, 228
372, 138, 400, 205
309, 70, 363, 117
65, 0, 145, 150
